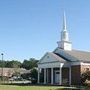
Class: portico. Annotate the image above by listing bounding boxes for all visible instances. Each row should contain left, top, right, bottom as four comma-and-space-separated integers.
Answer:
38, 53, 71, 85
38, 67, 63, 85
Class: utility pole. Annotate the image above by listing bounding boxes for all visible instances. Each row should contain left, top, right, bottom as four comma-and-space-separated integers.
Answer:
1, 53, 4, 83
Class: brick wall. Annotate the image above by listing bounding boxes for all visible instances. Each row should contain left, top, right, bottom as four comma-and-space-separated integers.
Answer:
81, 65, 90, 74
71, 65, 81, 85
69, 64, 90, 85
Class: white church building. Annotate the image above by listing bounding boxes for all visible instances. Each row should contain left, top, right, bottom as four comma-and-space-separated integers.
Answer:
38, 13, 90, 85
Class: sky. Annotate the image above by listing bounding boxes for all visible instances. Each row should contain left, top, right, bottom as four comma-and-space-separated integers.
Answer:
0, 0, 90, 61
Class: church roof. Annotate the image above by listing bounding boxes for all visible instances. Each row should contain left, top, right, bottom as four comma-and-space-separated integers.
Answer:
48, 52, 66, 63
38, 52, 66, 64
54, 48, 90, 63
65, 49, 90, 62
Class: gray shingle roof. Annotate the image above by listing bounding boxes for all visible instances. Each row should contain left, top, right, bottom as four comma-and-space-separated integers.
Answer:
48, 52, 66, 63
54, 48, 90, 62
65, 49, 90, 62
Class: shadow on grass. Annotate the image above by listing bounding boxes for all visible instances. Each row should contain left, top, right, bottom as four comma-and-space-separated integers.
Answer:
1, 83, 32, 86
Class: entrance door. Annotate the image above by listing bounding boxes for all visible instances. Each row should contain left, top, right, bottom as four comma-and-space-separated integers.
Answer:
55, 71, 60, 84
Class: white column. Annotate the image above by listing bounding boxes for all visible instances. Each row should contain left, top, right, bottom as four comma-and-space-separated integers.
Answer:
44, 68, 46, 84
69, 66, 71, 85
51, 68, 53, 84
59, 63, 62, 85
38, 68, 40, 84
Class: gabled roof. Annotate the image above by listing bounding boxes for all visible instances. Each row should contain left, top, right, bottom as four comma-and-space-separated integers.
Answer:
48, 52, 66, 63
54, 47, 90, 63
38, 52, 66, 64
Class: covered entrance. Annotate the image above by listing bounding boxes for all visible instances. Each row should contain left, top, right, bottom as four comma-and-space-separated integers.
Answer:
38, 52, 71, 85
55, 71, 60, 84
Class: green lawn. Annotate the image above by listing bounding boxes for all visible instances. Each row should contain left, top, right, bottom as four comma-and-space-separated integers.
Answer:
0, 85, 85, 90
0, 85, 64, 90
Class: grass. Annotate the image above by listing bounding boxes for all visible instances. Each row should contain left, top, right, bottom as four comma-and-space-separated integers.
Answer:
0, 85, 83, 90
0, 85, 64, 90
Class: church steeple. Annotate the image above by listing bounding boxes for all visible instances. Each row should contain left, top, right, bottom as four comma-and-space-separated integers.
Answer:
61, 12, 69, 42
57, 12, 72, 51
63, 11, 67, 30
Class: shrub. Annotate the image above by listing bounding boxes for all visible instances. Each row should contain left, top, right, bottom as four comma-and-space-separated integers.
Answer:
30, 68, 38, 84
81, 71, 90, 85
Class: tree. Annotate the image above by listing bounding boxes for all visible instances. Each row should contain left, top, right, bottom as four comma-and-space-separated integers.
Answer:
0, 58, 38, 70
21, 58, 38, 70
30, 68, 38, 84
5, 60, 21, 68
0, 60, 7, 67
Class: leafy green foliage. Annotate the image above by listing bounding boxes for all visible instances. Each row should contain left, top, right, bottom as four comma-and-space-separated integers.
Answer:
0, 60, 7, 67
6, 60, 21, 68
21, 68, 38, 83
30, 68, 38, 84
0, 58, 38, 69
21, 58, 38, 70
0, 60, 21, 68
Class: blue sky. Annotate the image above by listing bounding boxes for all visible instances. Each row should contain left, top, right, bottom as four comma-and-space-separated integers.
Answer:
0, 0, 90, 61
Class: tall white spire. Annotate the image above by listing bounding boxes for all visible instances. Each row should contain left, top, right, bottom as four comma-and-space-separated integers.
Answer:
63, 11, 67, 31
57, 12, 72, 51
61, 12, 69, 41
